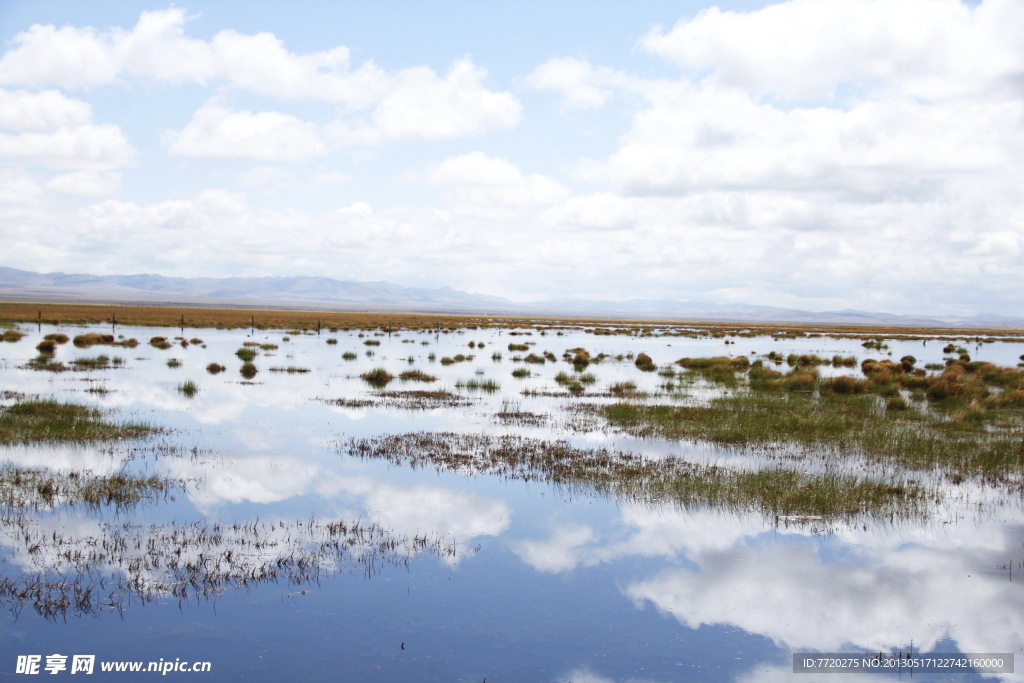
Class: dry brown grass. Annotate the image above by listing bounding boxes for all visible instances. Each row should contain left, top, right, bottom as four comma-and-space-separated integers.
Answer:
1, 301, 1022, 338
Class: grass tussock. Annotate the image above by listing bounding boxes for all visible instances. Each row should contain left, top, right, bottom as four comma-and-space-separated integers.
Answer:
74, 334, 137, 348
455, 378, 500, 393
0, 399, 157, 444
268, 366, 311, 374
235, 347, 256, 362
240, 362, 258, 379
361, 368, 393, 388
634, 353, 657, 372
177, 380, 199, 398
399, 370, 436, 383
1, 329, 23, 343
71, 355, 111, 370
206, 363, 226, 374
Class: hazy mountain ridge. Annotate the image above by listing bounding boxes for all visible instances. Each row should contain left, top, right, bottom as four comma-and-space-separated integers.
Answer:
0, 267, 1019, 328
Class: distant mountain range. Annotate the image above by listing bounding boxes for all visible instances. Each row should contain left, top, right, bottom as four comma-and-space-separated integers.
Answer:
0, 266, 1020, 328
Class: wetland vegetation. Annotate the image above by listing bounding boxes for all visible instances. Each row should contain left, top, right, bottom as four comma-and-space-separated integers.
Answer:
0, 398, 157, 444
3, 304, 1024, 675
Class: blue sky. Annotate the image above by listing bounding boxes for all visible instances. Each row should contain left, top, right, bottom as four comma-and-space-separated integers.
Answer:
0, 0, 1021, 315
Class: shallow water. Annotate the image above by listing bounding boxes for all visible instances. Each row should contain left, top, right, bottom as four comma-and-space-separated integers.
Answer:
1, 323, 1023, 681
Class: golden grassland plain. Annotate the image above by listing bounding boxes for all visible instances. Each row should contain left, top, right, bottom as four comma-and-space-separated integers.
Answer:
1, 300, 1023, 340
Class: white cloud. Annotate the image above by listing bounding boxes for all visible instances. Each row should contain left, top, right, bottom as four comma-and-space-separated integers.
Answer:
0, 88, 91, 130
0, 8, 378, 100
372, 59, 521, 140
165, 99, 324, 162
514, 524, 596, 572
641, 0, 1024, 102
0, 88, 134, 169
523, 57, 620, 109
45, 170, 121, 196
0, 10, 520, 148
426, 152, 568, 218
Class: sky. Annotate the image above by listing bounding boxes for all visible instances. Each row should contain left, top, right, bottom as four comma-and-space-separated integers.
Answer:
0, 0, 1021, 316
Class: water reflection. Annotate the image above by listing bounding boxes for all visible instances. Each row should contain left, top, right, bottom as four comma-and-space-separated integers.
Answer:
2, 322, 1023, 679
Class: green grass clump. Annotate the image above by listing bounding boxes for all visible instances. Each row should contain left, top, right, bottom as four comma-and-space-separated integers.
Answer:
166, 358, 182, 368
609, 381, 638, 396
236, 347, 256, 361
364, 340, 381, 346
326, 338, 338, 345
361, 368, 393, 388
44, 333, 69, 344
177, 380, 199, 398
554, 371, 584, 395
206, 363, 226, 374
149, 336, 172, 350
76, 333, 137, 348
1, 329, 24, 343
457, 378, 500, 393
820, 375, 870, 394
0, 399, 156, 444
343, 433, 929, 523
342, 351, 357, 361
268, 366, 311, 373
512, 368, 530, 379
36, 339, 57, 354
240, 362, 258, 379
524, 353, 545, 364
589, 386, 1024, 480
508, 343, 529, 352
71, 355, 111, 370
399, 370, 436, 382
634, 353, 656, 372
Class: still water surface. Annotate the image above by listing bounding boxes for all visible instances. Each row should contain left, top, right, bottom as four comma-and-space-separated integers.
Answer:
1, 324, 1022, 681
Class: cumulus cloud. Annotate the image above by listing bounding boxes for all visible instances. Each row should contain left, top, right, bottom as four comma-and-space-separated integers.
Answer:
425, 152, 567, 218
368, 59, 521, 141
0, 10, 520, 149
0, 88, 91, 130
640, 0, 1024, 102
0, 88, 134, 169
513, 0, 1024, 313
523, 57, 620, 109
165, 99, 325, 162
